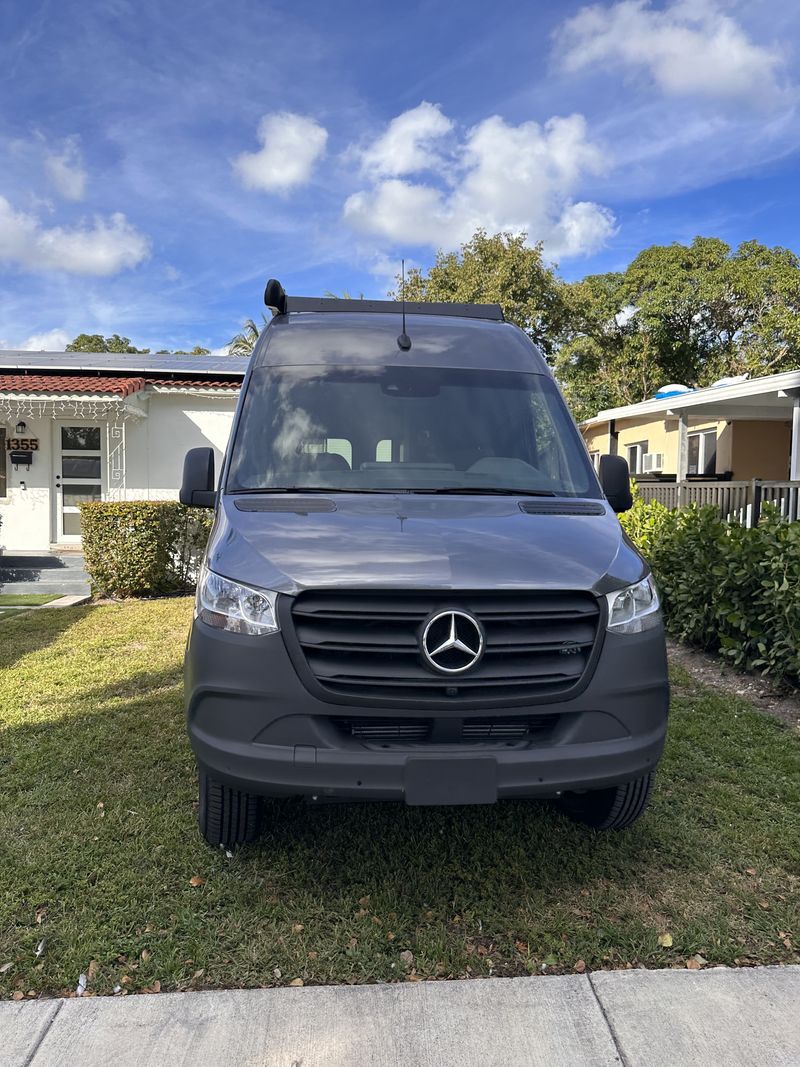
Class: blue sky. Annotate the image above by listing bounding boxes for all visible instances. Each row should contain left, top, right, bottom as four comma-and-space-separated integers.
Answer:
1, 0, 799, 352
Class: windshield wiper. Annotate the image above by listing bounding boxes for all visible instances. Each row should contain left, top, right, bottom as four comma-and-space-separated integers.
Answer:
411, 487, 559, 497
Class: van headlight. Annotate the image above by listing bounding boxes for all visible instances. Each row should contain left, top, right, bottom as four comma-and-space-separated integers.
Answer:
195, 565, 280, 635
605, 574, 661, 634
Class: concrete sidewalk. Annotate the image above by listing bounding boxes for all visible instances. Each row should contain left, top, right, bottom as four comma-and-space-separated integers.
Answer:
3, 966, 799, 1067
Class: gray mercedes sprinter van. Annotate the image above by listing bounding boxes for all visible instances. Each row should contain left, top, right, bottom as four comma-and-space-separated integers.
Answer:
181, 282, 668, 847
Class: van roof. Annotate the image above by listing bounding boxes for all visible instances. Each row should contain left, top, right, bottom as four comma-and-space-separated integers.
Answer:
252, 312, 550, 375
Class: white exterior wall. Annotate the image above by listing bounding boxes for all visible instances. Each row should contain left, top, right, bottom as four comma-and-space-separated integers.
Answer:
0, 414, 55, 552
0, 389, 238, 552
124, 392, 236, 501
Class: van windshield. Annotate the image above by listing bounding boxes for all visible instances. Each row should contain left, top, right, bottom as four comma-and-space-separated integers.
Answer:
226, 365, 600, 497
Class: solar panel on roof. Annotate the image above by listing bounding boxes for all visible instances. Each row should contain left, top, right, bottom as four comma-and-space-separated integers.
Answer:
0, 351, 250, 376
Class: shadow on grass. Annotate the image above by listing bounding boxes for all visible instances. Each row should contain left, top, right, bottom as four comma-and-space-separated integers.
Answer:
1, 678, 679, 911
3, 668, 799, 995
0, 673, 691, 904
0, 604, 95, 670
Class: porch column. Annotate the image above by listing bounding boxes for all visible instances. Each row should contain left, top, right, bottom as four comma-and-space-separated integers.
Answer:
607, 418, 618, 457
678, 409, 691, 505
106, 419, 127, 501
676, 411, 689, 480
792, 395, 800, 481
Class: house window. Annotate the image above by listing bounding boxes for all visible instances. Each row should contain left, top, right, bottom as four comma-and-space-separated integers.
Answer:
588, 450, 600, 471
0, 428, 5, 497
687, 430, 717, 476
626, 441, 649, 475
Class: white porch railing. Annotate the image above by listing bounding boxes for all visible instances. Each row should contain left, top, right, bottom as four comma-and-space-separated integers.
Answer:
637, 480, 800, 527
760, 481, 800, 522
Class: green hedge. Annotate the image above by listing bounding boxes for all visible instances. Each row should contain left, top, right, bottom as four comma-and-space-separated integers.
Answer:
80, 501, 213, 598
621, 497, 800, 684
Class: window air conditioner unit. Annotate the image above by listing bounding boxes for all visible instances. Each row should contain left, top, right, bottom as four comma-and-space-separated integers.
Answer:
642, 452, 665, 473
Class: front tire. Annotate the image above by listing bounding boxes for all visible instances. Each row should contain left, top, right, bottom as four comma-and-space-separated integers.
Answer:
198, 769, 264, 847
557, 772, 655, 831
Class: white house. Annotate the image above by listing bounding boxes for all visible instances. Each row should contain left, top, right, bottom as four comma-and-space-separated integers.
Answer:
0, 352, 247, 552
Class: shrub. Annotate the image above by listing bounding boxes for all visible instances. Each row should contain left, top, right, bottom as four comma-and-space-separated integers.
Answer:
80, 501, 212, 598
621, 499, 800, 685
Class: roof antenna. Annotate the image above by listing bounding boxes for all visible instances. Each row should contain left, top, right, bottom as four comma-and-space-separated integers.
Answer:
397, 259, 412, 350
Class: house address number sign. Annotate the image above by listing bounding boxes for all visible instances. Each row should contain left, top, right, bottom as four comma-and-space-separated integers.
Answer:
5, 437, 39, 451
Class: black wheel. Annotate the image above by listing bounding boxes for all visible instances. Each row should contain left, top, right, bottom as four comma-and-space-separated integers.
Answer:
557, 772, 655, 831
198, 768, 264, 847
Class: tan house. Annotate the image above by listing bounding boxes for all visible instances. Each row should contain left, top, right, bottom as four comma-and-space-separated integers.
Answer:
580, 370, 800, 483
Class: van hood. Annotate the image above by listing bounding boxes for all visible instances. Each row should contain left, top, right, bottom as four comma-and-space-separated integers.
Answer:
207, 494, 645, 595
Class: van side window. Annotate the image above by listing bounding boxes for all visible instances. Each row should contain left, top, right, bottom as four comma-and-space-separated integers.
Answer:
376, 439, 392, 462
324, 438, 352, 467
301, 437, 352, 468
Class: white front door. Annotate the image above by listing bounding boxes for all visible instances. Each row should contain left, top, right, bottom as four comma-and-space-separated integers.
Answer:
55, 423, 104, 542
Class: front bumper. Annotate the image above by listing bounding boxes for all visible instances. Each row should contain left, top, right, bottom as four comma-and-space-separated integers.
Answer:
185, 617, 669, 804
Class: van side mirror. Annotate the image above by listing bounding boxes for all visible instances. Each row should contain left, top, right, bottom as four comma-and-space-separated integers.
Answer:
599, 454, 633, 513
180, 447, 216, 508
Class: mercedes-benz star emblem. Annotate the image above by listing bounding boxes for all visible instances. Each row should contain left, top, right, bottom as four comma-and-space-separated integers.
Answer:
421, 610, 484, 674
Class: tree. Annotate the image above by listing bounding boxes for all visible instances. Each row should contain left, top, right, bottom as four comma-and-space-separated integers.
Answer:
66, 333, 149, 354
703, 240, 800, 379
555, 237, 800, 419
552, 273, 657, 420
391, 230, 566, 354
228, 315, 269, 357
69, 334, 213, 355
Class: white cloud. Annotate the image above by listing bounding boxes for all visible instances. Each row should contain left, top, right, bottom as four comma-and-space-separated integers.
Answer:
344, 110, 615, 260
359, 101, 453, 177
233, 112, 328, 193
18, 328, 71, 350
0, 196, 151, 275
548, 200, 617, 258
44, 136, 87, 200
556, 0, 784, 103
367, 251, 419, 292
0, 328, 71, 352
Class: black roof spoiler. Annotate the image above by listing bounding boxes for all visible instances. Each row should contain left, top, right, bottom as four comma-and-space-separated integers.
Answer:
263, 279, 503, 322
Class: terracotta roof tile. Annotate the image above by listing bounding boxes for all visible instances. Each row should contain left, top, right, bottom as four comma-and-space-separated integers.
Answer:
0, 375, 146, 397
0, 374, 241, 396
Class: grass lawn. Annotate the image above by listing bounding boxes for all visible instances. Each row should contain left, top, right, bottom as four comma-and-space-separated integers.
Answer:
1, 599, 798, 999
0, 594, 60, 607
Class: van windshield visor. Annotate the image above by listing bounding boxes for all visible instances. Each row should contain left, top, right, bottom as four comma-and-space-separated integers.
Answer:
226, 365, 600, 498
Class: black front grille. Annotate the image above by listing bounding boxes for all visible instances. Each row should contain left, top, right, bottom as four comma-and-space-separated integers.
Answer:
287, 590, 602, 708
